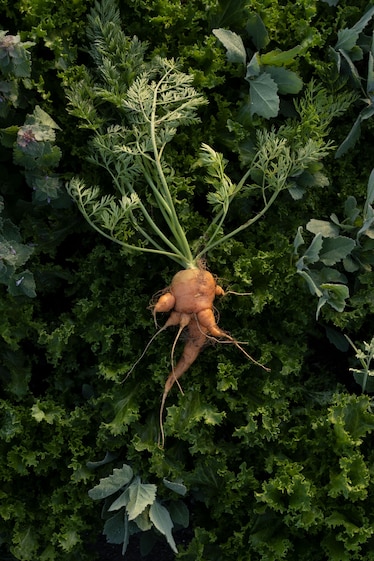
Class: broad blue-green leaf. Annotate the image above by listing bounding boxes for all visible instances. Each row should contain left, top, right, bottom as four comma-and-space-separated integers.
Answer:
149, 500, 178, 554
321, 0, 339, 5
344, 195, 360, 224
296, 232, 323, 270
88, 465, 134, 500
245, 53, 261, 79
125, 477, 157, 520
297, 270, 322, 297
319, 236, 356, 266
335, 104, 374, 158
246, 13, 269, 50
357, 204, 374, 238
353, 370, 374, 393
213, 28, 247, 64
8, 270, 36, 298
335, 28, 360, 52
367, 168, 374, 206
320, 283, 349, 313
163, 479, 187, 496
325, 326, 350, 352
103, 511, 127, 545
249, 73, 279, 118
108, 489, 129, 512
133, 508, 152, 531
367, 51, 374, 95
337, 48, 362, 87
293, 226, 304, 254
306, 219, 339, 238
86, 452, 119, 469
264, 66, 303, 94
168, 501, 189, 528
352, 5, 374, 34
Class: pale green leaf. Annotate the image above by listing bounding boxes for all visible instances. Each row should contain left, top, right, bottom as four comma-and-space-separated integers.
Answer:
108, 489, 129, 512
296, 232, 323, 269
88, 465, 134, 500
163, 479, 187, 496
367, 169, 374, 206
249, 73, 279, 118
293, 226, 305, 254
213, 28, 247, 64
133, 508, 152, 531
319, 236, 356, 266
306, 219, 339, 237
126, 477, 157, 521
297, 270, 323, 297
245, 53, 261, 79
149, 500, 178, 554
320, 283, 349, 313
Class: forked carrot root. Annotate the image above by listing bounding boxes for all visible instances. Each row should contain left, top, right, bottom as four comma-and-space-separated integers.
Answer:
149, 266, 270, 447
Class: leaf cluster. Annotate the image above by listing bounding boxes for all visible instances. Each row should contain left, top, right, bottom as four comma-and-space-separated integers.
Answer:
294, 168, 374, 318
88, 462, 188, 556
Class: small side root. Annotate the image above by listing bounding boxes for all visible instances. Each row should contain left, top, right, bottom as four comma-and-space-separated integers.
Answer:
121, 325, 167, 384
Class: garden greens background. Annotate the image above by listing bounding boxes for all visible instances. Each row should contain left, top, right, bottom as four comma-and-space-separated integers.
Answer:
1, 0, 374, 560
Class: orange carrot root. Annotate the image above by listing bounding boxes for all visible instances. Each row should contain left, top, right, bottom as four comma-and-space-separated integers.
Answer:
159, 318, 207, 447
130, 266, 269, 447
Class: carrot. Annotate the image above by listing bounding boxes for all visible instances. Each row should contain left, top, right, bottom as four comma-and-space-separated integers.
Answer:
151, 265, 270, 447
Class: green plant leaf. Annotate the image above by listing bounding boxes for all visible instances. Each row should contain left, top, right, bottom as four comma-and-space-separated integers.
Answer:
296, 232, 323, 270
319, 236, 356, 266
248, 72, 279, 118
149, 500, 178, 554
264, 66, 303, 94
335, 28, 360, 52
168, 501, 189, 528
297, 270, 323, 297
125, 477, 157, 520
353, 370, 374, 393
88, 465, 134, 500
318, 283, 349, 317
306, 219, 339, 237
366, 168, 374, 206
259, 46, 302, 66
103, 511, 127, 545
213, 28, 247, 64
246, 13, 269, 50
163, 479, 187, 496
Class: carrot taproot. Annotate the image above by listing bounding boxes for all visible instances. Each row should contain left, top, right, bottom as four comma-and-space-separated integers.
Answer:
151, 265, 270, 446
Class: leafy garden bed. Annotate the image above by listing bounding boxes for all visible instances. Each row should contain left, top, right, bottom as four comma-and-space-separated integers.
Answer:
1, 1, 374, 560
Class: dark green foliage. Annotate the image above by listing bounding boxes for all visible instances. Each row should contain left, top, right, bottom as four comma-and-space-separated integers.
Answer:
1, 1, 374, 561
